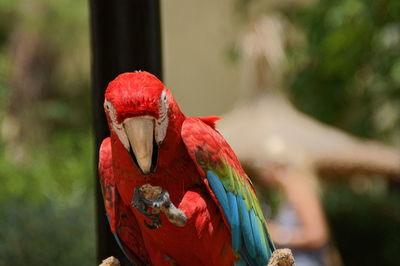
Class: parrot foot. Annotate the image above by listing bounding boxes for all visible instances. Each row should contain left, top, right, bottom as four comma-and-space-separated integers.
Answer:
132, 187, 162, 229
132, 184, 187, 229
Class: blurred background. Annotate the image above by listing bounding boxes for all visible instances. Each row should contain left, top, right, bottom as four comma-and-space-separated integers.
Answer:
0, 0, 399, 265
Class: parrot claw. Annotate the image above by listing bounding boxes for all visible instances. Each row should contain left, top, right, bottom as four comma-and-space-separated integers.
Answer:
132, 187, 157, 217
132, 185, 187, 229
132, 187, 163, 229
144, 218, 161, 229
141, 190, 171, 210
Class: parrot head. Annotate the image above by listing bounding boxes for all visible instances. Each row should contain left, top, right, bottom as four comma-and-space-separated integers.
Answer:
104, 71, 183, 175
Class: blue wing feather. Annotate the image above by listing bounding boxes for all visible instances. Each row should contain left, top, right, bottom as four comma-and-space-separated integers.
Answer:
182, 118, 275, 265
237, 195, 257, 258
239, 244, 259, 266
257, 217, 272, 260
208, 170, 243, 251
207, 171, 231, 221
227, 191, 241, 251
250, 210, 266, 265
208, 170, 272, 265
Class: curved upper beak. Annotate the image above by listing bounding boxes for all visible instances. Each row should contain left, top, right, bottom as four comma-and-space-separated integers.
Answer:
123, 117, 157, 175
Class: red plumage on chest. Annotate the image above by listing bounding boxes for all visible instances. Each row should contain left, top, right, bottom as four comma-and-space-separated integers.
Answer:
109, 133, 234, 265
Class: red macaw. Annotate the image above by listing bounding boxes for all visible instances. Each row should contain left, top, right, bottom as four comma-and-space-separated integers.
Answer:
99, 71, 275, 266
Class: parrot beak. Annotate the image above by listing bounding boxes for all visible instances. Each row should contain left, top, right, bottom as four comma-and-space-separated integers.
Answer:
123, 117, 158, 175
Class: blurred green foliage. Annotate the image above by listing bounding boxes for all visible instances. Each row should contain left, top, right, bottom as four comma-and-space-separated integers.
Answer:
284, 0, 400, 265
0, 0, 94, 265
324, 181, 400, 266
287, 0, 400, 141
0, 133, 95, 265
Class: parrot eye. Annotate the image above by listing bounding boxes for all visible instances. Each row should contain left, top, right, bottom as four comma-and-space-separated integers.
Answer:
161, 90, 167, 102
105, 101, 111, 110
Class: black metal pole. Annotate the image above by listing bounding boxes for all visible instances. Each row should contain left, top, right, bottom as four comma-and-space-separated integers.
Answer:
89, 1, 162, 264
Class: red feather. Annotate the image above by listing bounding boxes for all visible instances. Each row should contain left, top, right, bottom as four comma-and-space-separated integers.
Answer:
99, 138, 150, 265
198, 116, 220, 129
100, 72, 238, 265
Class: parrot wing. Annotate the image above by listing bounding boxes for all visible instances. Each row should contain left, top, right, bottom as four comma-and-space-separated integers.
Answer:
99, 137, 150, 265
182, 117, 275, 266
